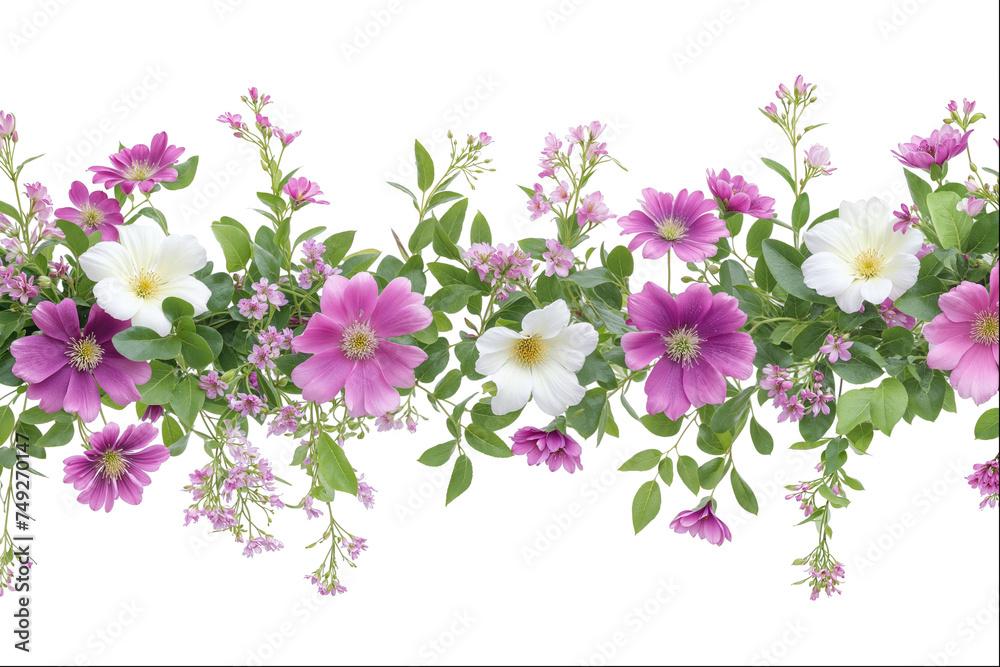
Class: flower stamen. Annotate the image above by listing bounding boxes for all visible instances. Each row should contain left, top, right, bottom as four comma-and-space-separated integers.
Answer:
663, 325, 702, 367
656, 218, 688, 242
972, 311, 999, 346
100, 450, 128, 480
340, 322, 379, 361
79, 204, 104, 229
512, 335, 547, 367
853, 248, 886, 280
129, 268, 162, 300
66, 334, 104, 372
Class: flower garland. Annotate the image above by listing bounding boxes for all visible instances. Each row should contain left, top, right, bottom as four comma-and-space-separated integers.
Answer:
0, 79, 997, 602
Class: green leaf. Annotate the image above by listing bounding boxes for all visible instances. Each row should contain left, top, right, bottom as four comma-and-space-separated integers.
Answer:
35, 421, 74, 448
761, 239, 833, 304
974, 408, 999, 440
252, 243, 279, 281
749, 417, 773, 455
746, 218, 773, 258
414, 337, 450, 383
418, 441, 456, 467
619, 449, 662, 472
470, 211, 492, 245
605, 245, 634, 279
161, 156, 198, 190
894, 276, 946, 321
792, 321, 830, 358
136, 361, 178, 405
316, 432, 358, 494
112, 327, 181, 361
408, 218, 436, 254
433, 369, 462, 400
56, 220, 90, 257
762, 158, 795, 193
0, 406, 14, 444
731, 469, 758, 515
677, 455, 700, 494
567, 388, 608, 438
196, 326, 224, 360
176, 330, 214, 369
169, 375, 205, 429
438, 199, 468, 243
465, 424, 513, 458
880, 326, 915, 357
211, 222, 253, 272
470, 401, 521, 431
631, 480, 661, 534
927, 190, 971, 250
322, 230, 356, 268
658, 457, 674, 486
203, 273, 235, 312
791, 193, 810, 231
835, 388, 874, 435
696, 424, 727, 455
425, 284, 479, 313
445, 454, 473, 506
639, 413, 683, 437
340, 250, 380, 277
698, 457, 727, 490
162, 296, 194, 323
415, 140, 434, 192
869, 377, 908, 435
967, 212, 999, 254
904, 169, 932, 218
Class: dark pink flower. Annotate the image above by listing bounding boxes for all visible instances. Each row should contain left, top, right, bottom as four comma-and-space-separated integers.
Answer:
618, 189, 725, 261
273, 127, 301, 146
967, 460, 998, 510
291, 273, 432, 417
705, 169, 775, 219
669, 499, 731, 546
510, 426, 583, 473
892, 203, 919, 234
892, 125, 972, 171
11, 300, 151, 422
283, 177, 329, 207
925, 265, 999, 405
622, 282, 756, 420
878, 298, 916, 330
62, 422, 170, 512
89, 132, 185, 195
54, 181, 124, 241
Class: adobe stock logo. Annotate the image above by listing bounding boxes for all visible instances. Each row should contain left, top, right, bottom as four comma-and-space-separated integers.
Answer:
7, 0, 71, 53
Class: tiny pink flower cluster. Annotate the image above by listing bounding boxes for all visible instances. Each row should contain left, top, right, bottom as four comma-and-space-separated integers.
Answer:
463, 242, 533, 301
760, 366, 833, 424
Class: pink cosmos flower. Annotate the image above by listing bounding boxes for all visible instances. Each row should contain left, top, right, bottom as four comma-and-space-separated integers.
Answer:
54, 181, 124, 241
892, 125, 972, 171
283, 177, 329, 208
924, 265, 999, 405
291, 273, 432, 417
892, 203, 919, 234
878, 299, 916, 330
576, 191, 615, 226
618, 188, 726, 262
705, 169, 775, 219
11, 300, 151, 422
622, 282, 756, 421
62, 422, 170, 512
542, 239, 574, 277
510, 426, 583, 473
670, 499, 732, 546
89, 132, 185, 195
819, 335, 853, 363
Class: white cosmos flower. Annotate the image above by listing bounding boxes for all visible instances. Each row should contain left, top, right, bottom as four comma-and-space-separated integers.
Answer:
802, 197, 924, 313
475, 299, 598, 416
79, 223, 211, 336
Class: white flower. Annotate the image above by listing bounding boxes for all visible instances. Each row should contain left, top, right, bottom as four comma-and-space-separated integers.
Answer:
79, 223, 211, 336
802, 198, 924, 313
475, 299, 598, 416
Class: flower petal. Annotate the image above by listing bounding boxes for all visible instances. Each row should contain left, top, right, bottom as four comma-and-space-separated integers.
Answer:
367, 277, 432, 338
490, 363, 533, 415
153, 234, 207, 281
530, 361, 586, 416
79, 241, 133, 283
522, 300, 570, 338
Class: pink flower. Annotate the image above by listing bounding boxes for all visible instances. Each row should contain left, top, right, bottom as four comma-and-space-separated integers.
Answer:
238, 296, 268, 320
11, 300, 151, 422
283, 177, 329, 207
622, 282, 756, 421
542, 239, 574, 277
303, 496, 323, 520
916, 242, 936, 260
255, 113, 271, 128
527, 193, 551, 220
804, 144, 836, 174
878, 298, 916, 330
924, 265, 999, 405
54, 181, 124, 241
252, 278, 288, 306
549, 181, 571, 204
89, 132, 185, 195
463, 242, 495, 280
217, 112, 245, 136
291, 273, 432, 417
0, 110, 15, 140
542, 133, 562, 157
892, 125, 972, 171
705, 169, 775, 219
576, 191, 615, 226
957, 196, 985, 217
819, 335, 853, 363
62, 422, 170, 512
273, 127, 301, 146
967, 460, 999, 510
357, 473, 377, 509
3, 273, 37, 303
617, 188, 725, 262
669, 499, 732, 546
198, 371, 229, 399
892, 203, 919, 234
510, 426, 583, 473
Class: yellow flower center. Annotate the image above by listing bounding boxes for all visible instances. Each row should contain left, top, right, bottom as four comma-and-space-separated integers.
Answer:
853, 248, 886, 280
130, 268, 162, 300
512, 335, 547, 367
972, 312, 999, 345
66, 334, 104, 372
125, 160, 155, 181
340, 322, 379, 360
79, 204, 105, 229
663, 326, 702, 366
100, 450, 127, 480
656, 218, 688, 242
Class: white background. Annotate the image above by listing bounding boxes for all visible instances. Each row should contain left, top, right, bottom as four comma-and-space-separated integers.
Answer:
2, 0, 999, 665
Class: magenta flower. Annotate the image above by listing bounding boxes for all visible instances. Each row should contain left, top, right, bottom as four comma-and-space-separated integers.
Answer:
283, 177, 329, 208
669, 499, 732, 546
622, 282, 756, 421
0, 110, 15, 140
705, 169, 775, 219
957, 196, 985, 217
273, 127, 301, 146
527, 192, 551, 220
967, 460, 999, 510
892, 125, 972, 171
510, 426, 583, 473
819, 335, 853, 363
892, 203, 919, 234
924, 265, 999, 405
576, 191, 615, 226
617, 188, 726, 262
542, 239, 574, 277
878, 299, 916, 330
217, 112, 245, 136
11, 300, 151, 422
89, 132, 185, 195
54, 181, 124, 241
804, 144, 836, 175
291, 272, 432, 417
62, 422, 170, 512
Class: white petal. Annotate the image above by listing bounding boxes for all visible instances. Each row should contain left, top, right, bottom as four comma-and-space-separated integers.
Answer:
834, 281, 866, 313
119, 224, 164, 271
79, 242, 133, 282
802, 253, 855, 297
130, 302, 172, 336
93, 279, 142, 321
838, 200, 867, 228
546, 322, 599, 372
522, 300, 570, 338
804, 219, 859, 262
884, 227, 926, 257
531, 361, 586, 416
490, 363, 532, 415
475, 327, 522, 354
154, 234, 207, 281
859, 277, 892, 305
864, 197, 891, 225
882, 254, 920, 299
158, 276, 212, 315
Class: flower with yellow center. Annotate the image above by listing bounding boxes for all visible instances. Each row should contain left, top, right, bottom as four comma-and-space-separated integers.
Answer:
79, 223, 211, 336
802, 197, 924, 313
475, 300, 598, 416
79, 204, 105, 230
66, 334, 104, 372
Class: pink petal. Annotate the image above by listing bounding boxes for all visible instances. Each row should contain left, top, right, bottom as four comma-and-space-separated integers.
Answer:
10, 335, 69, 383
682, 360, 727, 409
374, 341, 427, 388
622, 331, 666, 370
29, 299, 81, 342
344, 360, 400, 418
367, 277, 432, 338
949, 345, 1000, 405
645, 357, 689, 420
292, 351, 355, 404
320, 273, 379, 327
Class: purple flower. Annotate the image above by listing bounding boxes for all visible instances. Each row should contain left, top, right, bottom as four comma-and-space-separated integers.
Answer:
777, 394, 806, 423
303, 496, 323, 520
877, 299, 916, 330
198, 371, 229, 399
341, 536, 368, 560
542, 239, 574, 277
62, 422, 170, 512
618, 189, 726, 262
252, 278, 288, 306
273, 127, 301, 146
54, 181, 124, 241
705, 169, 775, 219
957, 196, 985, 217
669, 499, 732, 546
89, 132, 185, 195
527, 190, 551, 221
217, 112, 244, 136
892, 125, 972, 171
11, 300, 151, 422
357, 473, 376, 509
141, 404, 163, 422
819, 335, 852, 363
967, 460, 999, 509
0, 110, 16, 140
804, 144, 836, 175
510, 426, 584, 473
283, 177, 329, 207
238, 296, 268, 320
892, 203, 919, 234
